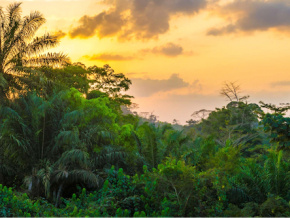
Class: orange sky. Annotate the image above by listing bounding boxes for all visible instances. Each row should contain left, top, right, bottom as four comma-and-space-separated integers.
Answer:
1, 0, 290, 123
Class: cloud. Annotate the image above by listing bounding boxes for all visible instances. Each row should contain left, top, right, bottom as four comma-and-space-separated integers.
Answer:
207, 0, 290, 36
143, 43, 183, 57
271, 81, 290, 87
17, 0, 85, 1
141, 42, 196, 57
83, 53, 135, 61
82, 43, 193, 63
69, 0, 208, 40
69, 10, 126, 38
152, 43, 184, 57
54, 30, 67, 39
127, 74, 201, 97
126, 72, 148, 77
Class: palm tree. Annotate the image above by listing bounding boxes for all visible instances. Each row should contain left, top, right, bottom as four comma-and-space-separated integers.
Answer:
227, 150, 290, 205
164, 130, 190, 158
264, 150, 289, 198
0, 3, 68, 100
134, 122, 174, 168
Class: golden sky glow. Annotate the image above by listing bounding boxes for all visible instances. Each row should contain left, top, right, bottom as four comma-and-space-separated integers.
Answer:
1, 0, 290, 123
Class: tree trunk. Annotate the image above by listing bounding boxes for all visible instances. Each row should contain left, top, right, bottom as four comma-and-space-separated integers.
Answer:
55, 183, 64, 207
0, 157, 3, 184
0, 169, 3, 185
31, 176, 40, 198
53, 189, 56, 202
41, 113, 45, 159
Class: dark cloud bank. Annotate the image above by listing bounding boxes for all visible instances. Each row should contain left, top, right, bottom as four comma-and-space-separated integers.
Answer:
69, 0, 207, 40
208, 0, 290, 35
68, 0, 290, 40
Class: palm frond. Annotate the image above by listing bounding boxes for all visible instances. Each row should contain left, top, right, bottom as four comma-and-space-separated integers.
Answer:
61, 109, 84, 128
55, 149, 89, 168
0, 163, 14, 176
7, 3, 22, 24
93, 146, 127, 168
24, 33, 58, 56
159, 123, 173, 135
264, 150, 289, 197
53, 167, 69, 183
233, 133, 260, 147
69, 169, 100, 187
132, 130, 142, 154
53, 128, 80, 152
21, 11, 45, 41
37, 161, 53, 197
237, 160, 268, 203
0, 3, 68, 97
22, 52, 70, 67
0, 73, 8, 88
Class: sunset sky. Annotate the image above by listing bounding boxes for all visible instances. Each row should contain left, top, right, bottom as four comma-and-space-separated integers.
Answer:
1, 0, 290, 124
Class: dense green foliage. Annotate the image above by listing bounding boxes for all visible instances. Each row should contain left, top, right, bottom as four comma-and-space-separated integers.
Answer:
0, 3, 289, 217
259, 102, 290, 149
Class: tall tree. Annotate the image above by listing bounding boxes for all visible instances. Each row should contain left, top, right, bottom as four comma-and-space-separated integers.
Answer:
88, 64, 133, 105
259, 102, 290, 149
220, 82, 249, 102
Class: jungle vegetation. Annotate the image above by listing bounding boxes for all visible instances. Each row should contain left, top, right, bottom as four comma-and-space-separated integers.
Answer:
0, 3, 289, 217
